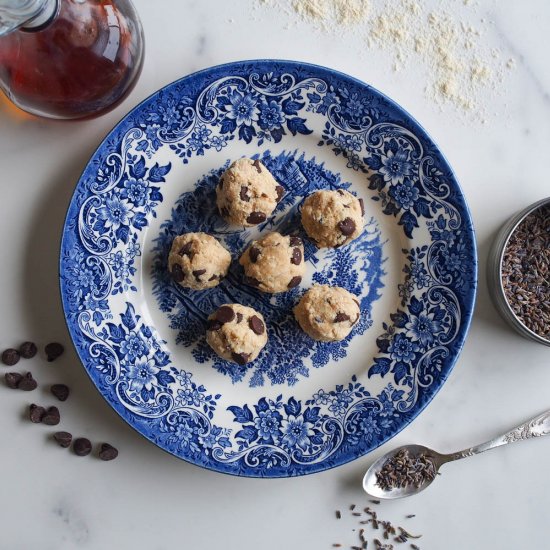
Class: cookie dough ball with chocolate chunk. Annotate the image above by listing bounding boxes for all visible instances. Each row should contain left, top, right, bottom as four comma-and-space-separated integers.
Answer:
301, 189, 364, 248
239, 232, 305, 293
294, 285, 360, 342
169, 232, 231, 290
206, 304, 268, 365
216, 158, 284, 226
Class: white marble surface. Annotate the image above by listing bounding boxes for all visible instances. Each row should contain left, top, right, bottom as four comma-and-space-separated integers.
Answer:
1, 1, 550, 548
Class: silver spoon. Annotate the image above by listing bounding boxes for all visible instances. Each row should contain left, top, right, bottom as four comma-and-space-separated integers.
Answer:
363, 409, 550, 499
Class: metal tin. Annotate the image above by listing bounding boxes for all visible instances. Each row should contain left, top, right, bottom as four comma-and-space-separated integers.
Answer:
487, 197, 550, 346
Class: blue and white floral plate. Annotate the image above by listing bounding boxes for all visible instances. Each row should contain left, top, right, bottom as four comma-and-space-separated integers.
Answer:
60, 60, 476, 477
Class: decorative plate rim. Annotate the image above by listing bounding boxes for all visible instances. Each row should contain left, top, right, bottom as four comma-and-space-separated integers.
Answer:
59, 59, 477, 478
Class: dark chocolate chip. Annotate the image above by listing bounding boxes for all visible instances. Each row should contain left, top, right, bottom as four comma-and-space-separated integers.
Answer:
246, 211, 266, 225
288, 276, 302, 289
249, 246, 261, 263
53, 431, 72, 448
359, 197, 365, 216
178, 241, 193, 257
334, 312, 351, 323
337, 189, 345, 196
220, 206, 230, 218
207, 319, 223, 331
51, 384, 69, 402
215, 306, 235, 324
171, 264, 185, 283
337, 217, 356, 236
291, 247, 302, 265
249, 315, 265, 335
208, 274, 218, 281
99, 443, 119, 461
5, 372, 22, 389
252, 159, 262, 173
275, 185, 285, 202
29, 404, 46, 423
42, 406, 60, 426
18, 372, 37, 391
240, 186, 250, 202
73, 438, 92, 457
244, 276, 261, 288
19, 342, 37, 359
236, 313, 243, 323
289, 236, 302, 247
45, 342, 64, 362
2, 348, 20, 366
343, 204, 350, 208
192, 269, 206, 281
231, 352, 250, 365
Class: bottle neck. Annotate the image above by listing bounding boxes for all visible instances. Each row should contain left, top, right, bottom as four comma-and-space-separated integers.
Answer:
0, 0, 58, 36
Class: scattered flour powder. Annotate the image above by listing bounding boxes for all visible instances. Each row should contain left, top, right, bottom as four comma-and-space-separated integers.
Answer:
254, 0, 515, 121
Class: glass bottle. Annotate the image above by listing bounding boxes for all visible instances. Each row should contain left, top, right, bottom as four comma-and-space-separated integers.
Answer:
0, 0, 144, 119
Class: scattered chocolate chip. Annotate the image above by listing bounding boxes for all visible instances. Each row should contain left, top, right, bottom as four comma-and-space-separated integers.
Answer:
246, 211, 266, 225
334, 312, 351, 323
231, 352, 250, 365
207, 319, 223, 331
252, 159, 262, 173
220, 206, 230, 218
171, 264, 185, 283
291, 248, 302, 265
249, 316, 265, 335
51, 384, 69, 402
236, 313, 243, 323
45, 342, 64, 362
244, 276, 261, 288
208, 274, 219, 281
5, 372, 22, 389
19, 342, 37, 359
2, 348, 20, 366
178, 241, 193, 257
29, 404, 46, 423
338, 217, 356, 236
192, 269, 206, 281
359, 197, 365, 216
215, 306, 235, 324
18, 372, 37, 391
275, 185, 285, 202
289, 236, 302, 247
42, 406, 60, 426
343, 204, 350, 209
73, 437, 92, 457
249, 246, 261, 263
99, 443, 119, 461
53, 431, 72, 448
288, 276, 302, 289
240, 186, 250, 202
337, 189, 346, 196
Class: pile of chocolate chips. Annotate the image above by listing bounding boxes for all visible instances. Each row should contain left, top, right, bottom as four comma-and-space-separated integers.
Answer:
2, 341, 118, 461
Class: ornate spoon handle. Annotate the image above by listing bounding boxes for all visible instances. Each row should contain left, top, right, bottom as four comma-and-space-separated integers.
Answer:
445, 410, 550, 462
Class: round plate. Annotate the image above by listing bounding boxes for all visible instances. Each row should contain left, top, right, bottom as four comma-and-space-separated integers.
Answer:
60, 60, 476, 477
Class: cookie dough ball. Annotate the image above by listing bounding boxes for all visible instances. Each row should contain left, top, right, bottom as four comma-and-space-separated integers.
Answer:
216, 158, 284, 226
239, 232, 305, 293
301, 189, 364, 248
206, 304, 268, 365
168, 232, 231, 290
294, 285, 360, 342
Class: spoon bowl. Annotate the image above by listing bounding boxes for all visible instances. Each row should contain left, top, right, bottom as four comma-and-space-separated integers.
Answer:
363, 444, 446, 499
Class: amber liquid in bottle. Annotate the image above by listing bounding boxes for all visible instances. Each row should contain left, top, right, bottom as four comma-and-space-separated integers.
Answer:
0, 0, 144, 119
